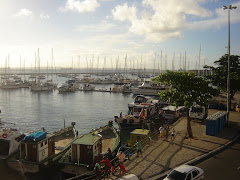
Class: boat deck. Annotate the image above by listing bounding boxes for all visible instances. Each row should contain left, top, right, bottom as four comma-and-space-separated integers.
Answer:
101, 129, 117, 154
55, 138, 73, 154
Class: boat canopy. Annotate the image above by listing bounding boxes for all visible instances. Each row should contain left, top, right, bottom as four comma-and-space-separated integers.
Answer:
161, 106, 185, 112
23, 132, 47, 143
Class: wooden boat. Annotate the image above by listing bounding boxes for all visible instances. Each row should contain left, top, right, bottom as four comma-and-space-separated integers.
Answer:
6, 122, 76, 173
58, 121, 120, 175
0, 128, 25, 160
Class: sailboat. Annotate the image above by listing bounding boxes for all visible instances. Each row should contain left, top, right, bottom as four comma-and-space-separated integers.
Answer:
30, 49, 54, 92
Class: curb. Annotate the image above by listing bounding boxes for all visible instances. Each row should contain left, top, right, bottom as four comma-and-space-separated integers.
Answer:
147, 130, 240, 180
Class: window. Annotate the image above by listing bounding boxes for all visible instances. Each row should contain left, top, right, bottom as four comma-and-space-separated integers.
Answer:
41, 142, 43, 147
168, 170, 186, 180
45, 140, 47, 145
192, 170, 199, 177
186, 173, 192, 180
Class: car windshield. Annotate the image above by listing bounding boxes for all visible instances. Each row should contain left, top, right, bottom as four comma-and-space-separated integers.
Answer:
168, 170, 186, 180
191, 107, 203, 113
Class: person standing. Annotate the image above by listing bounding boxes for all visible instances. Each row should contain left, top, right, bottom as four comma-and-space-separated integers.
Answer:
101, 156, 110, 179
94, 161, 102, 180
165, 125, 169, 141
136, 140, 142, 157
171, 128, 175, 141
116, 151, 125, 164
159, 126, 165, 140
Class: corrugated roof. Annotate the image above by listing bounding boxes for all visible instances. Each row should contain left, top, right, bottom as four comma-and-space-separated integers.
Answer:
72, 133, 101, 145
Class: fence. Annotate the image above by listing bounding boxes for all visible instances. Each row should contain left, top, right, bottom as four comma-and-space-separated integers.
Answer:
66, 129, 161, 180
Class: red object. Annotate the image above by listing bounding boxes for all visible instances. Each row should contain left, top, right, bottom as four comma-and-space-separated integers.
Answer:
119, 164, 126, 173
2, 133, 7, 138
101, 158, 110, 167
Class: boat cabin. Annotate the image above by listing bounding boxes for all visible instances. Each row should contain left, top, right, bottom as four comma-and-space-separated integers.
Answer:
20, 132, 55, 162
70, 133, 102, 165
161, 106, 186, 122
129, 103, 156, 119
129, 129, 149, 147
0, 128, 25, 159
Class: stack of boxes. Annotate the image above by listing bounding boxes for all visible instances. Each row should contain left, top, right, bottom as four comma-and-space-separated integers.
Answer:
206, 111, 226, 136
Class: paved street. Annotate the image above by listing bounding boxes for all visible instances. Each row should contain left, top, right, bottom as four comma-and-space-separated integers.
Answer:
198, 137, 240, 180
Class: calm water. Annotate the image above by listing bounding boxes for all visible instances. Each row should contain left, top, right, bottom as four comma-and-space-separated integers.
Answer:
0, 81, 134, 134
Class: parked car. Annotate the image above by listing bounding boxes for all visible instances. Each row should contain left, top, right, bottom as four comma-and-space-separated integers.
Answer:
189, 105, 208, 120
163, 165, 204, 180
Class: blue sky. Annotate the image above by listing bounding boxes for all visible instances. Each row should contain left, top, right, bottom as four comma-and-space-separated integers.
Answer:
0, 0, 239, 70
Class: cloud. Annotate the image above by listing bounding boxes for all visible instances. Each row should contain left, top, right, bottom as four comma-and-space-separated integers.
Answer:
13, 9, 33, 17
112, 0, 214, 42
40, 13, 50, 19
60, 0, 100, 13
186, 2, 240, 31
76, 21, 116, 32
112, 3, 137, 22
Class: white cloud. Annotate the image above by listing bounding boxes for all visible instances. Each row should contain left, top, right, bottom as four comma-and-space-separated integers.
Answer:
40, 13, 50, 20
112, 3, 137, 22
112, 0, 214, 42
76, 21, 116, 32
60, 0, 100, 13
13, 9, 33, 17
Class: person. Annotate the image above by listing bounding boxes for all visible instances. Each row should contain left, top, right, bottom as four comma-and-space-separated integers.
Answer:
111, 161, 117, 176
101, 155, 110, 179
165, 125, 169, 141
136, 140, 142, 157
236, 104, 240, 112
119, 163, 126, 175
171, 128, 175, 141
94, 161, 102, 180
107, 147, 112, 160
120, 112, 122, 118
159, 126, 165, 140
116, 151, 125, 164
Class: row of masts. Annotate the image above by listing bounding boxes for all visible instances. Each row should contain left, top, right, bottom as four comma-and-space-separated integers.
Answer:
1, 48, 207, 78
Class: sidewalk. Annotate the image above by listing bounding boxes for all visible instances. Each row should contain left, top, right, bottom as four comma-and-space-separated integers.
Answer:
121, 110, 240, 180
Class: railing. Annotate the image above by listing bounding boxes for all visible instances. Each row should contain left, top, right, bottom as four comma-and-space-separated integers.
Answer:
66, 129, 160, 180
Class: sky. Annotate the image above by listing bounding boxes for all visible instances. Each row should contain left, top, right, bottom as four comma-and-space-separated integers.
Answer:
0, 0, 240, 70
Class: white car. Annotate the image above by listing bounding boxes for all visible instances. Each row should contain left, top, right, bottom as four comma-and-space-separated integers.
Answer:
164, 165, 204, 180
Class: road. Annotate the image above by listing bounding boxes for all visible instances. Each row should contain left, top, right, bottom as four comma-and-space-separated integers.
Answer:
197, 137, 240, 180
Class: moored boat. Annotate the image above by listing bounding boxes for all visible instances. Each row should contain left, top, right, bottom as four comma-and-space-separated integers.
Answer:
131, 81, 170, 96
58, 121, 120, 175
81, 83, 95, 91
6, 122, 76, 173
115, 102, 157, 130
0, 128, 25, 160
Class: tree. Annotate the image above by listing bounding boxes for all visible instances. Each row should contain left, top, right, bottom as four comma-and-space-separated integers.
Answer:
204, 54, 240, 108
154, 71, 218, 138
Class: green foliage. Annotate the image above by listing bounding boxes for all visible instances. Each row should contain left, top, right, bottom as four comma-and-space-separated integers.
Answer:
153, 71, 218, 108
204, 54, 240, 98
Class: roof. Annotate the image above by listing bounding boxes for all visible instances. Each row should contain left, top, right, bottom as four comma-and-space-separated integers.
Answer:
130, 129, 149, 135
72, 133, 101, 145
162, 106, 185, 112
174, 165, 197, 173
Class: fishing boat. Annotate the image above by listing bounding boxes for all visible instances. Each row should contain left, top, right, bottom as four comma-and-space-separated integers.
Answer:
0, 128, 25, 160
58, 121, 120, 175
6, 122, 76, 173
131, 81, 170, 96
115, 102, 158, 130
